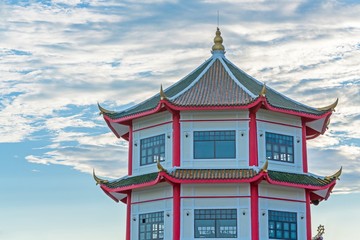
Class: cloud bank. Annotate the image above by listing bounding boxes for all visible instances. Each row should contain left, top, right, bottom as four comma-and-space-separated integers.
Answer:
1, 0, 359, 193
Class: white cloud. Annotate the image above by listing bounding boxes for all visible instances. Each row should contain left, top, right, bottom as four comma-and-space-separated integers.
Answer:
0, 0, 358, 194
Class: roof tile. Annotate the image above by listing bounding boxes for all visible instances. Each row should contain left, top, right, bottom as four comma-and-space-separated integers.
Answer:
102, 169, 334, 189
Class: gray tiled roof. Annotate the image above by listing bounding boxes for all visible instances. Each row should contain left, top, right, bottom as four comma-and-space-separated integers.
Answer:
103, 54, 326, 120
102, 169, 334, 189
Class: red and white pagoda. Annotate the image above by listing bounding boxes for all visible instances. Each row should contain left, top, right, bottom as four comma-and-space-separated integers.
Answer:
94, 28, 341, 240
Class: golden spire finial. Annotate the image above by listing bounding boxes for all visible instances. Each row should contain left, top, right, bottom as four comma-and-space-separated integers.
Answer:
212, 27, 225, 52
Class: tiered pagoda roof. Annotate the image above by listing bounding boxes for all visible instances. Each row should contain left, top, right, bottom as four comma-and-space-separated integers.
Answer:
95, 28, 341, 206
99, 28, 337, 140
94, 161, 341, 204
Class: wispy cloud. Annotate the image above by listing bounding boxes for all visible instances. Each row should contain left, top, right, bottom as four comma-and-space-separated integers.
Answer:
1, 0, 359, 193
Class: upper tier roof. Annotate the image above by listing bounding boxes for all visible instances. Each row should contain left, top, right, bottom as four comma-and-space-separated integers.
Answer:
99, 28, 337, 139
101, 28, 334, 121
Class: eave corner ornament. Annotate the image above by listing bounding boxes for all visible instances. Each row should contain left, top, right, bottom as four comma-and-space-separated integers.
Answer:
160, 84, 168, 100
316, 98, 338, 112
259, 83, 266, 97
97, 102, 117, 115
260, 159, 269, 173
324, 166, 342, 181
93, 169, 109, 185
157, 159, 167, 173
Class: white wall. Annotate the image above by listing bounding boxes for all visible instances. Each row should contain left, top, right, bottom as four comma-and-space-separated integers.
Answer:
131, 183, 173, 240
131, 108, 305, 175
180, 110, 249, 168
257, 109, 303, 173
132, 111, 173, 175
259, 183, 307, 240
181, 184, 251, 240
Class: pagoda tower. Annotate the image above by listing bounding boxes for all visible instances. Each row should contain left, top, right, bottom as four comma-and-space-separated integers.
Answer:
94, 28, 341, 240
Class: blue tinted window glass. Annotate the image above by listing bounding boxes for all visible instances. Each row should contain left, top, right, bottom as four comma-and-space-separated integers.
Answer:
194, 131, 236, 159
140, 134, 165, 166
268, 210, 297, 240
266, 132, 294, 163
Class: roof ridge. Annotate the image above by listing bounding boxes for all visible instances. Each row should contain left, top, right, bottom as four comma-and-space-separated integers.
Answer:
223, 57, 323, 114
223, 57, 264, 95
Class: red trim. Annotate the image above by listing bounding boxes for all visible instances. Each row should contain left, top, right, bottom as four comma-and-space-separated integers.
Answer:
132, 196, 173, 205
249, 108, 259, 166
302, 120, 308, 173
250, 183, 259, 240
100, 173, 164, 193
180, 118, 249, 122
320, 113, 332, 134
128, 123, 133, 176
181, 195, 250, 199
104, 118, 121, 138
306, 132, 321, 140
305, 190, 312, 240
173, 111, 181, 167
101, 170, 337, 194
100, 185, 119, 202
261, 100, 331, 121
259, 196, 306, 203
173, 184, 181, 240
105, 97, 330, 125
126, 191, 131, 240
132, 120, 173, 133
256, 119, 302, 129
264, 175, 337, 191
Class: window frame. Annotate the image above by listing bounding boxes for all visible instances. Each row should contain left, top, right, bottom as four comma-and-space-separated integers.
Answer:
139, 211, 164, 240
265, 132, 294, 163
193, 130, 236, 159
268, 210, 297, 240
194, 208, 237, 238
140, 134, 165, 166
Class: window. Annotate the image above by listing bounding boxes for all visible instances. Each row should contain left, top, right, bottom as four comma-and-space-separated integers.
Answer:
266, 132, 294, 163
268, 210, 297, 240
194, 209, 237, 238
140, 134, 165, 166
139, 211, 164, 240
194, 131, 236, 159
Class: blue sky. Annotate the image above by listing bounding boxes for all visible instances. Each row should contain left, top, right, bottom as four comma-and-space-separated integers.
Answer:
0, 0, 359, 239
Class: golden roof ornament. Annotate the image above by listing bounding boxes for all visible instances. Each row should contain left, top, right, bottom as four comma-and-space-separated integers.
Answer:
260, 83, 267, 96
260, 159, 269, 173
97, 102, 116, 115
324, 166, 342, 181
157, 159, 167, 172
160, 84, 167, 100
212, 27, 225, 52
93, 169, 109, 185
316, 98, 338, 111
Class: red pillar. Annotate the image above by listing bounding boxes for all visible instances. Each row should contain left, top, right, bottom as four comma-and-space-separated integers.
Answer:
173, 184, 181, 240
249, 110, 259, 166
126, 191, 132, 240
250, 183, 259, 240
172, 111, 180, 167
306, 190, 312, 240
301, 120, 308, 173
128, 124, 133, 176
